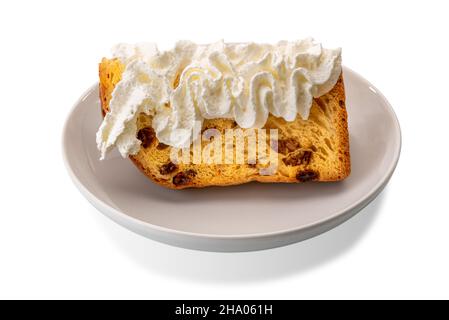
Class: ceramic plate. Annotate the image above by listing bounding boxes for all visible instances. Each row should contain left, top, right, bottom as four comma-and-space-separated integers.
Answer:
63, 67, 401, 252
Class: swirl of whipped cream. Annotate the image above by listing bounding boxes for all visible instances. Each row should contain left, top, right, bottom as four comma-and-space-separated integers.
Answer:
97, 39, 342, 159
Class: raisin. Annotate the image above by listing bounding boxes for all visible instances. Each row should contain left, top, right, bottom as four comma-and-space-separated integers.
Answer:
282, 150, 313, 166
172, 173, 189, 186
282, 155, 300, 166
172, 171, 194, 186
296, 170, 319, 182
277, 138, 301, 155
159, 162, 178, 175
137, 127, 155, 148
172, 170, 197, 186
302, 150, 312, 165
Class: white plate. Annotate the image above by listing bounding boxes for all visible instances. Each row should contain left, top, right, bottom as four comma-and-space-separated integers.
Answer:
63, 67, 401, 252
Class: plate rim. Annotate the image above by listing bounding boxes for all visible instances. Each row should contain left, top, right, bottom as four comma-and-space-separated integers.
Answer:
62, 66, 401, 248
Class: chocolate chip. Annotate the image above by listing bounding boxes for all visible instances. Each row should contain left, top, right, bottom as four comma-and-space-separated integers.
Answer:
159, 162, 178, 175
137, 127, 155, 149
339, 100, 344, 108
296, 170, 319, 182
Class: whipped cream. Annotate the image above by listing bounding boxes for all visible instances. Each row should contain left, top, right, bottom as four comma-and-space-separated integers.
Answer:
97, 39, 342, 159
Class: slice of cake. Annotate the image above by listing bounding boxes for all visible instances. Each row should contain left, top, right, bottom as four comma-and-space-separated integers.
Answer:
97, 39, 350, 189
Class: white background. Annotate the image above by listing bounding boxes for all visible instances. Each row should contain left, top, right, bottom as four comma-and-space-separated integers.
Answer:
1, 0, 448, 299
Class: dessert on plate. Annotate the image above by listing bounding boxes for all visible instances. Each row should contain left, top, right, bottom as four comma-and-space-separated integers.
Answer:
96, 39, 350, 189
